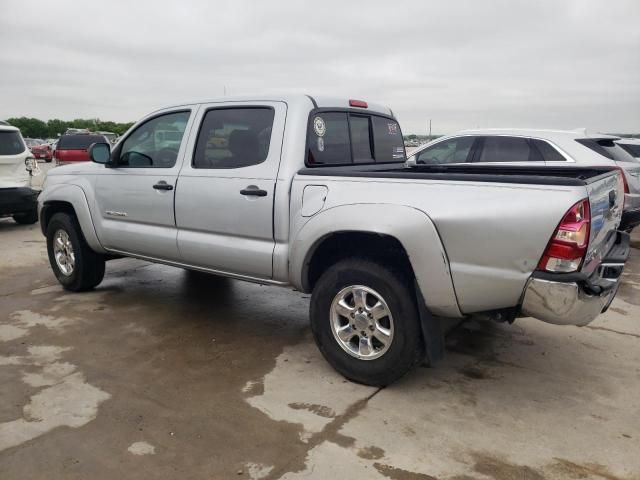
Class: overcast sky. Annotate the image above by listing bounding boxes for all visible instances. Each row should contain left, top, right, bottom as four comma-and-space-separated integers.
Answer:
1, 0, 639, 134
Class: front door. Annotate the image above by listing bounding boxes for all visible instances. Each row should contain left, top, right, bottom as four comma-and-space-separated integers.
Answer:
175, 101, 286, 279
93, 109, 195, 261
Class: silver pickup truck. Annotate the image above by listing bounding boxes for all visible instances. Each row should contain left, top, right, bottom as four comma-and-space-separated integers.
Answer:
38, 95, 630, 385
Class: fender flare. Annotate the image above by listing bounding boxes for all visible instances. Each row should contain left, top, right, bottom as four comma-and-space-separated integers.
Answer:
39, 183, 107, 254
290, 203, 462, 318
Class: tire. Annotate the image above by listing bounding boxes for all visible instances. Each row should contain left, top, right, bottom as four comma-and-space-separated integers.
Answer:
310, 258, 424, 386
12, 210, 38, 225
46, 212, 105, 291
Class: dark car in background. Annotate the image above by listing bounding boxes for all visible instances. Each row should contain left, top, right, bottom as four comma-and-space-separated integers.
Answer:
54, 134, 109, 165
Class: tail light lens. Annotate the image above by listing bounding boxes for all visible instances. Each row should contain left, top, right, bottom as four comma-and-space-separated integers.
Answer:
537, 199, 590, 273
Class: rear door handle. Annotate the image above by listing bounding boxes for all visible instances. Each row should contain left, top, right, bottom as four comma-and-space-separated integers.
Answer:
153, 181, 174, 191
240, 185, 267, 197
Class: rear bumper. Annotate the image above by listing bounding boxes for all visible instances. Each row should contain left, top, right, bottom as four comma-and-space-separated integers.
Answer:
0, 187, 39, 216
521, 231, 630, 326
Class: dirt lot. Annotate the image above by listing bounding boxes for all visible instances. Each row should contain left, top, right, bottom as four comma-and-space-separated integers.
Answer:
1, 212, 639, 480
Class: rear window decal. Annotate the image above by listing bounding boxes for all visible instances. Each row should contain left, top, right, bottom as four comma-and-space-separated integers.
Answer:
388, 123, 398, 135
317, 137, 325, 152
313, 117, 326, 137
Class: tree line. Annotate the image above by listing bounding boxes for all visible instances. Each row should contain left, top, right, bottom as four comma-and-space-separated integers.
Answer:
6, 117, 135, 139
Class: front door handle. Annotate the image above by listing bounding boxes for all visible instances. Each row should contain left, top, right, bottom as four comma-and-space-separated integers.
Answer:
153, 181, 174, 191
240, 185, 267, 197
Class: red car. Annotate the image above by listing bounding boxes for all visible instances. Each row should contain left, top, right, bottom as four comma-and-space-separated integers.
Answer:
30, 142, 53, 162
54, 134, 109, 165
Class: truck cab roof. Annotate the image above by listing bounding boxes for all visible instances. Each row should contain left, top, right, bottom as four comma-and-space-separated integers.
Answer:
150, 94, 394, 117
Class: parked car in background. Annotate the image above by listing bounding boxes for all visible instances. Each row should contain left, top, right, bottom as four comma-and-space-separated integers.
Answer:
24, 138, 45, 149
95, 131, 118, 144
30, 142, 53, 162
38, 95, 629, 385
64, 128, 90, 135
406, 129, 640, 231
0, 125, 39, 224
54, 134, 110, 166
617, 138, 640, 159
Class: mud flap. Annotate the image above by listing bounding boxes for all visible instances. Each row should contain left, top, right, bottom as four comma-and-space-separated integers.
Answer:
414, 280, 445, 366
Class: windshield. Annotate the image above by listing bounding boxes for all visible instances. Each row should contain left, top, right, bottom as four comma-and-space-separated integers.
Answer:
0, 131, 26, 155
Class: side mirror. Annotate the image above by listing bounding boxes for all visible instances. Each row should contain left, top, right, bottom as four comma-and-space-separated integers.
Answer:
405, 156, 417, 167
88, 142, 111, 164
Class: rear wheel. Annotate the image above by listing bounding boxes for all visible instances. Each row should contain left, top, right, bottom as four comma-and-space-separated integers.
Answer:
12, 210, 38, 225
310, 258, 424, 386
46, 212, 105, 291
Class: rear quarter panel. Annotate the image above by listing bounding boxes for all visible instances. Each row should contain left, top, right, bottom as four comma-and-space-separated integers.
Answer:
290, 174, 587, 315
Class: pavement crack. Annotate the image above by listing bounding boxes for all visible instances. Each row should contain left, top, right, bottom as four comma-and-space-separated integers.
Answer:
263, 387, 384, 479
586, 326, 640, 339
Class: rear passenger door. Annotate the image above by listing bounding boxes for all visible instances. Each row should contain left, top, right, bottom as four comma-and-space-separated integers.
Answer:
175, 101, 286, 279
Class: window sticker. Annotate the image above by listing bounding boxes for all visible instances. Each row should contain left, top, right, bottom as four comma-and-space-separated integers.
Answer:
313, 116, 326, 137
393, 146, 404, 159
387, 123, 398, 135
317, 137, 325, 152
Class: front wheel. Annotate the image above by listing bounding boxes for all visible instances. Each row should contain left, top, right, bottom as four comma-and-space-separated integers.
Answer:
46, 213, 105, 291
310, 258, 424, 386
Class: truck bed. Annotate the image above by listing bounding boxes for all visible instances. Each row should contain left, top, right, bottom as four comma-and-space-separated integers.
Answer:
294, 163, 623, 315
298, 163, 619, 187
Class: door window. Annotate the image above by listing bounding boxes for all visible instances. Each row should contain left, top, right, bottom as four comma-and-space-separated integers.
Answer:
530, 139, 566, 162
119, 111, 190, 168
416, 136, 475, 164
193, 108, 275, 169
478, 136, 541, 162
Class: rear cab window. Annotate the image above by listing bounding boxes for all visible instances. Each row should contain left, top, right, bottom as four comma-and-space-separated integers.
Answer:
306, 110, 405, 166
0, 131, 26, 155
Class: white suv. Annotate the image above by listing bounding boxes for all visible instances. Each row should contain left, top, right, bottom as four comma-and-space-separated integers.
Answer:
0, 125, 39, 224
407, 129, 640, 231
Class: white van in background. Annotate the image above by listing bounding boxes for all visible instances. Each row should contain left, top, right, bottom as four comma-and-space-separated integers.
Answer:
0, 124, 40, 224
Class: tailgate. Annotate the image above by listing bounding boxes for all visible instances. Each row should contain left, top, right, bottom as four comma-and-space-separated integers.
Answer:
582, 170, 625, 275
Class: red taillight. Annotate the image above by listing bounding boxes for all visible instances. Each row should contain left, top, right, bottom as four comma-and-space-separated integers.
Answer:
537, 199, 591, 273
349, 99, 368, 108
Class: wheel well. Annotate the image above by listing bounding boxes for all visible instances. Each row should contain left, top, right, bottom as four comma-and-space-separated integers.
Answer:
41, 201, 76, 234
305, 232, 415, 292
